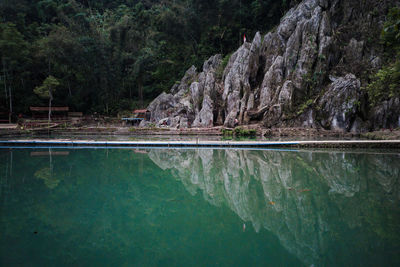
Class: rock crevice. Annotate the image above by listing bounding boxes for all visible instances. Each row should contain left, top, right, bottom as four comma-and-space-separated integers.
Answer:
146, 0, 399, 131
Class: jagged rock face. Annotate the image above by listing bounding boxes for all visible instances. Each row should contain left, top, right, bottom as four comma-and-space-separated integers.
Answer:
318, 74, 363, 131
146, 55, 221, 128
371, 97, 400, 129
222, 32, 262, 127
147, 0, 398, 131
148, 149, 400, 266
146, 64, 198, 127
145, 64, 198, 127
192, 55, 222, 127
146, 93, 178, 124
171, 66, 197, 97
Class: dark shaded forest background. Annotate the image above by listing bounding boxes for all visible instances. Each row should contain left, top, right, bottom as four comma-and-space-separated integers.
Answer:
0, 0, 300, 115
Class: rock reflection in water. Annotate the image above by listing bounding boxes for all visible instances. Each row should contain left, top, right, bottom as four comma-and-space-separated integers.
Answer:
149, 149, 400, 266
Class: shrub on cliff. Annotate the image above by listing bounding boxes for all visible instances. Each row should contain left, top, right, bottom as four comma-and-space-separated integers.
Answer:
366, 7, 400, 106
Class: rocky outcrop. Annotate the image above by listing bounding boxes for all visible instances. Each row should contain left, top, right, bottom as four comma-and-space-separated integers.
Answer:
192, 55, 222, 127
144, 64, 197, 128
146, 92, 178, 124
222, 32, 262, 127
146, 55, 221, 128
370, 97, 400, 129
318, 74, 364, 131
170, 66, 197, 96
146, 0, 400, 131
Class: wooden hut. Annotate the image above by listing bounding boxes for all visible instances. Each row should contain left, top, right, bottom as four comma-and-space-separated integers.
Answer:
30, 106, 69, 120
133, 109, 151, 120
122, 109, 151, 126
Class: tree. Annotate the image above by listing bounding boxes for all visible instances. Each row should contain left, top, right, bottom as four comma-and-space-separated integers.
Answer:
132, 47, 155, 107
0, 22, 28, 122
366, 7, 400, 105
1, 0, 292, 115
34, 75, 60, 123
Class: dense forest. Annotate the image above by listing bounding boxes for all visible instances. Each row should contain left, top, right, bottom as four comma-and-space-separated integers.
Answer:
0, 0, 301, 116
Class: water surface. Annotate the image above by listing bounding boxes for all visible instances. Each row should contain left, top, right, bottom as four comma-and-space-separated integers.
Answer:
0, 148, 399, 266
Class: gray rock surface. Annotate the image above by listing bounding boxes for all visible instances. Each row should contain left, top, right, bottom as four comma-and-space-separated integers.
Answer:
171, 66, 197, 97
318, 74, 363, 131
146, 0, 398, 131
371, 97, 400, 130
147, 93, 177, 123
193, 55, 222, 127
146, 55, 221, 127
222, 32, 262, 127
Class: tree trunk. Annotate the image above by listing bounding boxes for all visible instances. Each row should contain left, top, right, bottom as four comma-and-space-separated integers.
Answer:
2, 59, 8, 118
48, 90, 53, 124
138, 74, 143, 108
68, 80, 72, 97
8, 85, 12, 123
49, 147, 53, 176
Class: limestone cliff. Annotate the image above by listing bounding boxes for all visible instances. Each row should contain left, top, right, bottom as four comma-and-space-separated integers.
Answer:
146, 0, 400, 131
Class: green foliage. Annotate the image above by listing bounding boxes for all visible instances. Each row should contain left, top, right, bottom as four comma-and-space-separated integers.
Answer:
34, 75, 60, 99
318, 54, 326, 61
353, 100, 361, 109
0, 22, 29, 114
221, 128, 233, 136
296, 99, 313, 116
223, 126, 256, 137
366, 62, 400, 105
0, 0, 296, 114
234, 127, 257, 136
381, 7, 400, 49
0, 23, 28, 66
303, 71, 323, 92
366, 7, 400, 106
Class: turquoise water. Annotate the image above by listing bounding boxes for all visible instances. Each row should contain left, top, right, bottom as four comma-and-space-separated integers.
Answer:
0, 148, 399, 266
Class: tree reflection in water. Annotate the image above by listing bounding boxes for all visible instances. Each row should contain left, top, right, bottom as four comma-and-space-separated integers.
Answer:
0, 148, 399, 266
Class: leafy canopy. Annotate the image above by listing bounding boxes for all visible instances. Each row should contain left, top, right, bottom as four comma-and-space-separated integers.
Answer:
34, 75, 60, 99
0, 0, 297, 114
366, 7, 400, 106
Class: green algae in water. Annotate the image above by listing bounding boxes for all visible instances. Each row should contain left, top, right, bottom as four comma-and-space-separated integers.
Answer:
0, 148, 399, 266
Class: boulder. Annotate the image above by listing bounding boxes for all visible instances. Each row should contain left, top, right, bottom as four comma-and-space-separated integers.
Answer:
370, 97, 400, 130
318, 74, 362, 131
139, 120, 153, 128
179, 117, 189, 128
158, 117, 170, 127
263, 104, 283, 128
147, 93, 177, 123
278, 80, 295, 110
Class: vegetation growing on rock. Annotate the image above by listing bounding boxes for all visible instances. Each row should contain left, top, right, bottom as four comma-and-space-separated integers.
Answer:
366, 7, 400, 106
1, 0, 399, 132
146, 0, 400, 131
222, 127, 256, 137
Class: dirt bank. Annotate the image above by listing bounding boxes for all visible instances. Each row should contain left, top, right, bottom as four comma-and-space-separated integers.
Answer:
1, 122, 399, 140
1, 139, 400, 149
